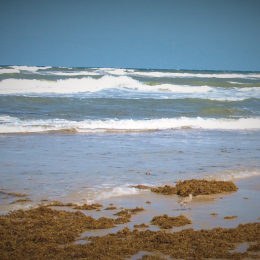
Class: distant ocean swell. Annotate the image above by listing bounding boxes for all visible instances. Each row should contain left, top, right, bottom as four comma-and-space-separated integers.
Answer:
1, 66, 260, 79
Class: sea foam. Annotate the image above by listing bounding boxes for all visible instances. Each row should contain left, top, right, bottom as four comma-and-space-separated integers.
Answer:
0, 77, 214, 95
101, 69, 260, 79
1, 116, 260, 133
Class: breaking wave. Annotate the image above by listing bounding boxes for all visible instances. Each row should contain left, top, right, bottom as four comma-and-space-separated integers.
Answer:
0, 77, 213, 94
1, 116, 260, 133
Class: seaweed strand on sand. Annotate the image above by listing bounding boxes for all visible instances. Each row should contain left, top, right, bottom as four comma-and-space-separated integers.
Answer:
151, 179, 238, 196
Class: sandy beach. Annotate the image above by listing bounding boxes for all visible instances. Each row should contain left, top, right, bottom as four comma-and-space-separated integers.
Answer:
1, 176, 260, 259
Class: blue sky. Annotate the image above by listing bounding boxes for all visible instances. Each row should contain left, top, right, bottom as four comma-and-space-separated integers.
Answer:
1, 0, 260, 71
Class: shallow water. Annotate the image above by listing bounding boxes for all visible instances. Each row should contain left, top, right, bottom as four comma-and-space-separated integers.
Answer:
0, 66, 260, 213
0, 129, 259, 213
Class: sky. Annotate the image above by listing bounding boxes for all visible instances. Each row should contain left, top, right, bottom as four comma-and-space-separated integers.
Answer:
1, 0, 260, 71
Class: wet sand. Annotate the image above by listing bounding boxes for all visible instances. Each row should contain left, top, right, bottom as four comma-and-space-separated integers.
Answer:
76, 176, 260, 237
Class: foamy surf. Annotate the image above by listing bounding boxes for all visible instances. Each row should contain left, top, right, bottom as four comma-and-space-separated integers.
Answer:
0, 77, 214, 94
87, 187, 141, 202
207, 168, 260, 182
1, 78, 260, 101
101, 68, 260, 79
1, 116, 260, 133
0, 66, 52, 74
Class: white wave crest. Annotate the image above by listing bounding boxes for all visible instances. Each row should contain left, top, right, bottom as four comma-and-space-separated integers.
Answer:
113, 70, 260, 79
12, 66, 52, 72
0, 66, 53, 74
0, 77, 213, 94
44, 71, 100, 76
93, 187, 140, 201
1, 116, 260, 133
0, 67, 20, 74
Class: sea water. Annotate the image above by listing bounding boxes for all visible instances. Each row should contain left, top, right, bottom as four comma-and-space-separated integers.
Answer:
0, 66, 259, 213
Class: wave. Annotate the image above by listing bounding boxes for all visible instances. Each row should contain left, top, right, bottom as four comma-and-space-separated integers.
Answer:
1, 77, 259, 101
101, 68, 260, 79
0, 67, 20, 74
85, 186, 141, 202
12, 66, 52, 72
207, 168, 260, 182
1, 116, 260, 133
43, 71, 100, 76
0, 77, 214, 94
2, 66, 260, 80
0, 66, 52, 74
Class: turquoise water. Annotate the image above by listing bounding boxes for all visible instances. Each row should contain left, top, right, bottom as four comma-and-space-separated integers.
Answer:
0, 66, 259, 213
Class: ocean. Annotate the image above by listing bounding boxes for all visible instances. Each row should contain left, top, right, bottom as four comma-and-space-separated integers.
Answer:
0, 66, 260, 213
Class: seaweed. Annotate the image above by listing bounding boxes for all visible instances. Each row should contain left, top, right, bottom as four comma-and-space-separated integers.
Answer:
131, 185, 151, 189
45, 201, 104, 210
1, 206, 260, 260
114, 216, 131, 224
114, 209, 131, 217
129, 207, 145, 214
151, 185, 176, 195
134, 223, 150, 228
0, 190, 28, 197
151, 179, 238, 196
46, 201, 78, 207
11, 198, 32, 203
114, 207, 145, 217
74, 203, 103, 210
150, 214, 192, 229
8, 192, 28, 197
224, 215, 238, 219
247, 243, 260, 252
104, 206, 117, 210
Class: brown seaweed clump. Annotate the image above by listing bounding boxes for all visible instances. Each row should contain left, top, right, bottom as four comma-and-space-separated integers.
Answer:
114, 216, 131, 224
82, 222, 260, 260
1, 206, 260, 260
11, 198, 32, 203
129, 207, 145, 214
224, 215, 238, 219
74, 203, 103, 210
112, 207, 145, 224
0, 191, 28, 197
0, 206, 116, 260
46, 201, 104, 210
151, 179, 238, 196
247, 243, 260, 252
114, 209, 131, 217
134, 223, 150, 228
131, 185, 151, 189
151, 185, 176, 195
114, 207, 145, 217
150, 214, 192, 229
46, 201, 78, 207
104, 206, 117, 210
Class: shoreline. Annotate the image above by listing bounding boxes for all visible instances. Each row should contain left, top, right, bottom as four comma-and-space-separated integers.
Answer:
1, 176, 260, 227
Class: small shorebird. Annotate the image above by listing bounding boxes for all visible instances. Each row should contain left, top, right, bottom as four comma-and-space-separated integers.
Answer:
179, 194, 193, 210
